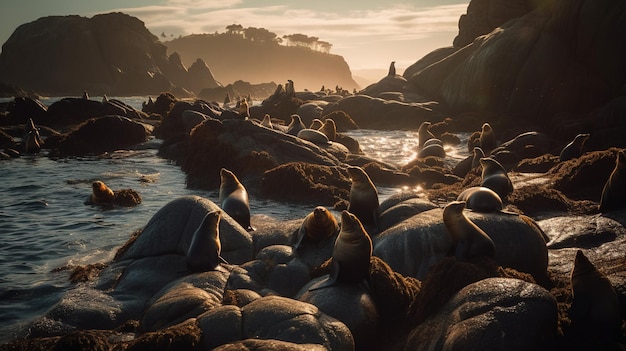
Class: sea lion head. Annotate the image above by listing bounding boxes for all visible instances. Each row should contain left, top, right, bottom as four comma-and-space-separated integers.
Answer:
481, 123, 492, 133
320, 119, 337, 141
310, 119, 323, 130
219, 168, 243, 202
443, 200, 466, 228
479, 157, 505, 176
347, 166, 368, 184
574, 133, 590, 146
307, 206, 338, 241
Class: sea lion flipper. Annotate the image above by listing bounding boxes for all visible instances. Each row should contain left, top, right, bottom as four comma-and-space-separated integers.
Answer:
309, 260, 340, 291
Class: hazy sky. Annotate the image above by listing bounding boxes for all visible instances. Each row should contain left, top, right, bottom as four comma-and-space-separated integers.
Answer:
0, 0, 469, 72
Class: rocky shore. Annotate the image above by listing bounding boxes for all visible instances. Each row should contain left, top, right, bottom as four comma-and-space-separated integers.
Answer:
1, 0, 626, 350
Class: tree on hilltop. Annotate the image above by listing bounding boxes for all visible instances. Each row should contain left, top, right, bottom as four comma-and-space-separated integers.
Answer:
282, 33, 332, 53
226, 24, 244, 35
243, 27, 281, 44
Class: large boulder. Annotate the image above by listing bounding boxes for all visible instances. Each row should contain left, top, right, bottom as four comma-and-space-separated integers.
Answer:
48, 115, 152, 156
322, 95, 445, 130
403, 278, 558, 350
373, 208, 549, 283
406, 0, 626, 146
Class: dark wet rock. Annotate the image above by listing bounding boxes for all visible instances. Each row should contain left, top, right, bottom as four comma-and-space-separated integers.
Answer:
359, 74, 426, 102
377, 197, 438, 233
320, 110, 358, 132
181, 118, 347, 191
196, 295, 354, 350
2, 96, 48, 125
48, 115, 152, 156
261, 162, 350, 207
153, 99, 223, 141
213, 339, 329, 351
0, 128, 15, 148
406, 0, 626, 146
118, 196, 253, 263
199, 81, 278, 103
362, 162, 412, 187
322, 95, 444, 130
514, 154, 560, 173
452, 0, 533, 48
549, 148, 619, 201
127, 320, 201, 351
373, 208, 549, 283
508, 185, 598, 217
403, 277, 557, 350
142, 92, 176, 117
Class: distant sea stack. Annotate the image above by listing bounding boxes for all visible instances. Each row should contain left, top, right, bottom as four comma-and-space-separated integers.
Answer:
0, 12, 220, 96
164, 33, 359, 92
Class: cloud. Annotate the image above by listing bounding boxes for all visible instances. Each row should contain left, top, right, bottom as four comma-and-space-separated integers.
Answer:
105, 1, 467, 69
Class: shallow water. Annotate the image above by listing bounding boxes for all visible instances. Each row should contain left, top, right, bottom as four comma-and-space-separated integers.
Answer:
0, 97, 469, 342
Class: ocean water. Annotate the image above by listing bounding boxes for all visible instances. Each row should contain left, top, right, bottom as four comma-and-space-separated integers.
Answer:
0, 97, 468, 342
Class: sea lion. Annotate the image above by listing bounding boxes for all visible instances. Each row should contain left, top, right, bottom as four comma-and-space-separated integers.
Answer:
286, 79, 295, 98
101, 95, 108, 103
219, 168, 253, 231
312, 210, 373, 289
223, 93, 231, 107
23, 118, 43, 153
238, 98, 249, 119
309, 118, 323, 130
297, 128, 331, 145
294, 206, 339, 249
261, 114, 273, 129
422, 138, 443, 148
186, 210, 228, 272
90, 181, 115, 205
569, 250, 621, 341
319, 119, 337, 142
417, 121, 436, 148
471, 147, 485, 169
347, 166, 379, 227
388, 61, 396, 76
479, 157, 513, 200
417, 142, 446, 159
82, 90, 89, 100
443, 201, 496, 260
479, 123, 496, 154
457, 186, 503, 213
559, 133, 589, 161
286, 114, 306, 136
599, 149, 626, 213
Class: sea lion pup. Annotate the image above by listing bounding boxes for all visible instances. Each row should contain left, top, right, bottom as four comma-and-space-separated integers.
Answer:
388, 61, 396, 76
559, 133, 590, 161
186, 211, 228, 272
89, 181, 115, 205
286, 114, 306, 136
417, 121, 436, 148
443, 201, 496, 260
261, 114, 273, 128
569, 250, 621, 343
456, 186, 503, 213
294, 206, 339, 250
219, 168, 253, 231
479, 157, 513, 200
310, 210, 373, 290
599, 149, 626, 213
238, 97, 249, 119
23, 118, 43, 153
309, 118, 324, 130
347, 166, 379, 227
479, 123, 496, 154
319, 119, 337, 142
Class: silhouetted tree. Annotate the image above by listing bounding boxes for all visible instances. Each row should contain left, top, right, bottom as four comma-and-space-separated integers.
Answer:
283, 34, 331, 53
226, 24, 244, 35
243, 27, 278, 43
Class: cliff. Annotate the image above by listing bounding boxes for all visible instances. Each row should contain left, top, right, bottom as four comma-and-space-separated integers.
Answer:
0, 13, 219, 96
164, 33, 359, 91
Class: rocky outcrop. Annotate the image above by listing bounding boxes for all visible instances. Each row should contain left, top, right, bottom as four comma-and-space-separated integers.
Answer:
0, 13, 220, 96
404, 0, 626, 147
199, 80, 278, 103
